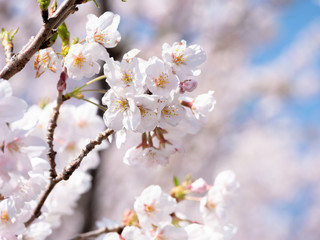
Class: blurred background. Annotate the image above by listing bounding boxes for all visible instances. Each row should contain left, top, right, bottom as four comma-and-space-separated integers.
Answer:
1, 0, 320, 239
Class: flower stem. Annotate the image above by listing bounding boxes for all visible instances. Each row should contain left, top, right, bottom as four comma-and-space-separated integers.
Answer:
78, 75, 106, 90
80, 89, 107, 94
76, 97, 107, 112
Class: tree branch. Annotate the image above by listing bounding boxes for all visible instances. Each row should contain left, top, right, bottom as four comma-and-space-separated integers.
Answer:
24, 178, 59, 227
0, 0, 78, 80
24, 128, 114, 227
58, 128, 114, 181
71, 225, 124, 240
46, 92, 66, 179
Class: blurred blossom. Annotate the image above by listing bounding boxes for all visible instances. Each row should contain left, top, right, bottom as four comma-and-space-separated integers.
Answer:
0, 0, 320, 239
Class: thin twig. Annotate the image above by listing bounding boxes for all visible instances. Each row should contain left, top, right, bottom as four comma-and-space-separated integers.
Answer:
46, 92, 66, 179
24, 128, 114, 227
24, 178, 59, 227
71, 225, 124, 240
0, 0, 78, 80
58, 128, 114, 181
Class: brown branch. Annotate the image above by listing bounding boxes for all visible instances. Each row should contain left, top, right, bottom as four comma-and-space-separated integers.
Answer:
71, 225, 124, 240
24, 178, 59, 227
58, 128, 114, 181
46, 92, 66, 179
24, 128, 114, 227
0, 0, 79, 80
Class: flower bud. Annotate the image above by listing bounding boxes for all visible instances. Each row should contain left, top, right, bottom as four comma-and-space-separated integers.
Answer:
37, 0, 50, 11
179, 79, 198, 93
171, 185, 186, 201
188, 178, 208, 193
57, 71, 67, 92
122, 209, 139, 227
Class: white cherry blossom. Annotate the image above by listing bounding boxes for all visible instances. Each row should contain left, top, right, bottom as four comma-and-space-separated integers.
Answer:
121, 226, 149, 240
124, 145, 175, 167
191, 91, 216, 121
86, 11, 121, 48
162, 40, 206, 79
134, 94, 159, 132
0, 198, 26, 238
102, 89, 141, 131
64, 42, 108, 80
102, 232, 121, 240
0, 79, 27, 123
0, 125, 46, 180
134, 185, 177, 229
214, 170, 240, 196
34, 47, 58, 78
152, 223, 188, 240
200, 171, 239, 227
158, 99, 186, 127
189, 178, 208, 193
185, 224, 225, 240
104, 56, 145, 94
146, 57, 179, 98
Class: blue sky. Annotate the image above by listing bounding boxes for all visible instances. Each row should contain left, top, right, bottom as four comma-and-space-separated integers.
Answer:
252, 1, 320, 126
253, 0, 320, 64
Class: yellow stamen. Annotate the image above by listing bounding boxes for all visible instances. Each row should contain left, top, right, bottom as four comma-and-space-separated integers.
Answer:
172, 49, 186, 65
72, 53, 86, 68
116, 99, 129, 111
162, 107, 178, 118
206, 200, 216, 210
0, 210, 11, 223
154, 73, 169, 88
94, 31, 110, 44
6, 139, 20, 153
121, 71, 133, 85
144, 204, 155, 214
77, 120, 87, 128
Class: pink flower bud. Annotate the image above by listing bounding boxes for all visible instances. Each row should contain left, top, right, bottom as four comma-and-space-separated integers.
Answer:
179, 79, 198, 93
189, 178, 207, 193
57, 71, 67, 92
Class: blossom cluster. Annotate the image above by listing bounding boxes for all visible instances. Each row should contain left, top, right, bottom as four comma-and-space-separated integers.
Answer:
54, 11, 216, 167
0, 9, 226, 240
99, 170, 239, 240
0, 78, 108, 239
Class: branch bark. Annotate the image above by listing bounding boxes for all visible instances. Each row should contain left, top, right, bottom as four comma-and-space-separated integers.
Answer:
24, 128, 114, 227
71, 225, 124, 240
0, 0, 78, 80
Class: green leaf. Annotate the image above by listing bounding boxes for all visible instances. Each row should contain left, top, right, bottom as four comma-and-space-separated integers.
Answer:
10, 28, 19, 41
173, 176, 180, 186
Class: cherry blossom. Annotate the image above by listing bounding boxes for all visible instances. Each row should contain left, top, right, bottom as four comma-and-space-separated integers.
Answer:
86, 11, 121, 48
64, 42, 108, 80
134, 185, 177, 229
0, 79, 27, 123
189, 178, 208, 193
102, 89, 141, 131
158, 99, 186, 127
121, 226, 149, 240
134, 94, 159, 132
104, 56, 145, 94
162, 40, 206, 79
145, 57, 179, 98
34, 47, 58, 78
191, 91, 216, 121
151, 223, 188, 240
